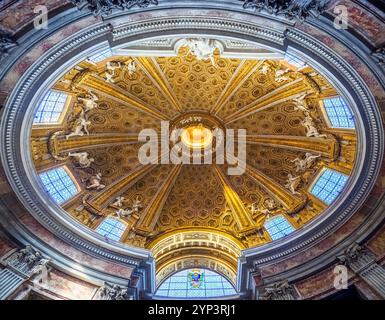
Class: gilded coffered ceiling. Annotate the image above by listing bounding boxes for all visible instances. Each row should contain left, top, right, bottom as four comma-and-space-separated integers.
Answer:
29, 39, 357, 275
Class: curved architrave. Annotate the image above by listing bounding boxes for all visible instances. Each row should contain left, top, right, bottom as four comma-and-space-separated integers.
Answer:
156, 255, 238, 288
148, 227, 245, 254
0, 11, 383, 290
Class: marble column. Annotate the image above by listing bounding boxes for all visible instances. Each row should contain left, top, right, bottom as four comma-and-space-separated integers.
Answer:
0, 245, 49, 300
338, 243, 385, 298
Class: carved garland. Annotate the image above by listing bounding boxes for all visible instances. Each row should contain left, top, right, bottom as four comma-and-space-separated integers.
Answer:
70, 0, 158, 16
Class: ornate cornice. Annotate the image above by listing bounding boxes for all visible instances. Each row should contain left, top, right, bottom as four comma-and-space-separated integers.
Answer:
0, 30, 17, 62
70, 0, 158, 16
241, 0, 330, 21
0, 12, 383, 292
259, 280, 298, 300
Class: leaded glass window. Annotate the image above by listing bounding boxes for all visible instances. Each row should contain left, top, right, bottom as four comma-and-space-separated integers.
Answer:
264, 215, 295, 241
95, 217, 126, 241
39, 166, 79, 204
310, 168, 349, 205
33, 91, 68, 124
156, 269, 237, 298
322, 97, 355, 129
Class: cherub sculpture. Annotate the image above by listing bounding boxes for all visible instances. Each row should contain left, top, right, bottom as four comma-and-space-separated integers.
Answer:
112, 196, 125, 207
293, 93, 310, 113
115, 197, 142, 219
285, 174, 301, 195
78, 90, 98, 113
65, 111, 91, 140
86, 173, 105, 190
105, 61, 121, 83
301, 115, 327, 138
275, 68, 291, 82
68, 152, 94, 168
126, 60, 136, 76
291, 153, 320, 172
180, 38, 219, 66
260, 64, 270, 75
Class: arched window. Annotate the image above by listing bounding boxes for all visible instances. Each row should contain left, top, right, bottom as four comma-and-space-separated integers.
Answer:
321, 97, 355, 129
156, 269, 237, 298
39, 166, 79, 205
33, 90, 68, 124
87, 48, 112, 63
95, 217, 126, 241
264, 215, 295, 241
310, 168, 348, 205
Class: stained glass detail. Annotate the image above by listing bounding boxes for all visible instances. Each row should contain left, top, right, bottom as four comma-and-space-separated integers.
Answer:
156, 269, 237, 298
39, 166, 78, 204
33, 91, 68, 124
311, 168, 349, 205
323, 97, 355, 129
264, 215, 295, 241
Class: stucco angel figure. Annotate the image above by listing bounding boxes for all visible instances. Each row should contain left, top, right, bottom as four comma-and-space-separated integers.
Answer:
86, 173, 105, 190
293, 92, 310, 113
301, 115, 327, 138
126, 60, 136, 76
291, 152, 321, 172
275, 68, 291, 82
65, 111, 91, 140
105, 61, 121, 83
285, 174, 301, 195
180, 38, 219, 66
115, 197, 142, 219
78, 90, 99, 113
68, 152, 94, 168
112, 196, 125, 207
260, 64, 270, 75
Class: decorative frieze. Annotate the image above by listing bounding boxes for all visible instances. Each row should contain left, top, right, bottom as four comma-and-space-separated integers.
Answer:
241, 0, 330, 20
372, 47, 385, 66
97, 282, 131, 300
259, 280, 299, 300
338, 243, 385, 298
0, 30, 17, 61
70, 0, 158, 16
0, 245, 50, 300
4, 245, 50, 278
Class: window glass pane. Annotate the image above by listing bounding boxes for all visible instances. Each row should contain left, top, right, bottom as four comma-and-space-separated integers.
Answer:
264, 215, 295, 241
39, 166, 78, 204
33, 91, 68, 124
323, 97, 355, 129
87, 48, 113, 63
311, 168, 349, 204
95, 217, 126, 241
155, 268, 236, 298
284, 52, 306, 69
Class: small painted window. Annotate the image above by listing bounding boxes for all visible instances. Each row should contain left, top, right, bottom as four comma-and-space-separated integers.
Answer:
156, 269, 236, 298
39, 166, 79, 205
284, 52, 306, 69
33, 91, 68, 124
87, 48, 113, 63
310, 168, 349, 205
264, 215, 295, 241
95, 217, 126, 241
322, 97, 355, 129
